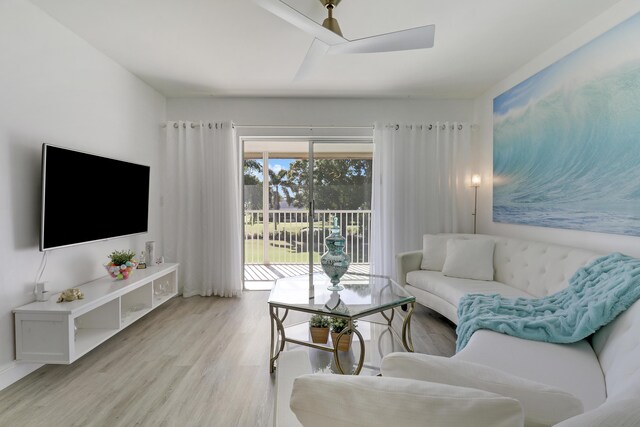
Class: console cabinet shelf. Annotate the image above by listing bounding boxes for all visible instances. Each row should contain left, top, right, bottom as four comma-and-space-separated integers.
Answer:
13, 263, 179, 364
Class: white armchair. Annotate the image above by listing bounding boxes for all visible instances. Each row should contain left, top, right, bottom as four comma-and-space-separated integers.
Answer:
285, 352, 584, 427
290, 373, 523, 427
380, 353, 583, 427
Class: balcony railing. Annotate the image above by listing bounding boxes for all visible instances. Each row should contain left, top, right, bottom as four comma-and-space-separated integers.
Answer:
244, 209, 371, 265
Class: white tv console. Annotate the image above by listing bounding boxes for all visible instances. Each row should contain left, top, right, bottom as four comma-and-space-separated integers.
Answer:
13, 263, 179, 364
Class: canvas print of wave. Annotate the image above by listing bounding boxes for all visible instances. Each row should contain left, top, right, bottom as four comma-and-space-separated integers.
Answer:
493, 12, 640, 236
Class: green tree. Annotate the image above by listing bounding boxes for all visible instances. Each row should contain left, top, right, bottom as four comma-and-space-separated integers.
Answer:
269, 168, 295, 231
269, 168, 294, 210
244, 160, 263, 210
244, 160, 262, 181
287, 159, 372, 210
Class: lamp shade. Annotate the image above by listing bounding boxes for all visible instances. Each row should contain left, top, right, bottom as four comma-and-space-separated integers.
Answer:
471, 174, 482, 187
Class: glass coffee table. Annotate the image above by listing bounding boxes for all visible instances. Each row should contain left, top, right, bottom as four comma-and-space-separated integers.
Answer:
268, 273, 416, 375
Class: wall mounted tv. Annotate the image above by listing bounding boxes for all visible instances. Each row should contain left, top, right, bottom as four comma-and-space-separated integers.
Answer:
40, 144, 150, 251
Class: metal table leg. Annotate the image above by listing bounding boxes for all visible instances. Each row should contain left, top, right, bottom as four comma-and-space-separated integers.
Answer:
401, 302, 415, 352
333, 319, 366, 375
269, 306, 288, 373
380, 307, 395, 327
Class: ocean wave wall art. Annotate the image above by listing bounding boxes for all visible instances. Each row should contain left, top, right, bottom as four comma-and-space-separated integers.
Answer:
493, 12, 640, 236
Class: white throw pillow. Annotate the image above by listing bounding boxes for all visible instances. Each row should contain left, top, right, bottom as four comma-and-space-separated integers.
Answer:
290, 374, 523, 427
420, 234, 451, 271
381, 353, 584, 427
442, 238, 495, 280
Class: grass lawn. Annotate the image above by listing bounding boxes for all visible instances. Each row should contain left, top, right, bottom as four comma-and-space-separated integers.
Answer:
244, 239, 320, 263
244, 220, 359, 235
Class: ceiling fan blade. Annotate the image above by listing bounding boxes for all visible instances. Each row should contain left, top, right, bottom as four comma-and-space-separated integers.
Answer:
328, 25, 435, 54
254, 0, 346, 46
294, 38, 329, 81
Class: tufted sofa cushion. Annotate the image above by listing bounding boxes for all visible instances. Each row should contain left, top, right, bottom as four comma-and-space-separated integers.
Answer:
492, 238, 600, 297
439, 235, 600, 297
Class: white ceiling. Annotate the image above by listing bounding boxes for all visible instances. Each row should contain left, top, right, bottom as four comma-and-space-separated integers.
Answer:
30, 0, 622, 99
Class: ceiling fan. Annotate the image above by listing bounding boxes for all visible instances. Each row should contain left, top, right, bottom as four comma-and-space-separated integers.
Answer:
254, 0, 435, 80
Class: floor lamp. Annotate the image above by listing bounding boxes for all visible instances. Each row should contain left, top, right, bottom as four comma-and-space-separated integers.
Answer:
471, 174, 482, 234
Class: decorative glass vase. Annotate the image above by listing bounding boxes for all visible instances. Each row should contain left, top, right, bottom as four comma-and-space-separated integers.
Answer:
105, 260, 137, 280
320, 216, 350, 291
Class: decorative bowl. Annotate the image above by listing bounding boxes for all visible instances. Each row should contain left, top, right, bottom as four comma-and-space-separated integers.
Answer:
105, 260, 137, 280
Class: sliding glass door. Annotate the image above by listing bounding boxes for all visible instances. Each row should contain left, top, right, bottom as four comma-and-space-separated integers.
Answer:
242, 139, 373, 289
308, 141, 373, 276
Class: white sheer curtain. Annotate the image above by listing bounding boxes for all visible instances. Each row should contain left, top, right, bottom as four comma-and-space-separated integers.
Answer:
371, 122, 472, 278
161, 121, 242, 297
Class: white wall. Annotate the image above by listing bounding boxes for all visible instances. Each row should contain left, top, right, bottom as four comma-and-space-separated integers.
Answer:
0, 0, 166, 389
472, 0, 640, 257
167, 97, 473, 127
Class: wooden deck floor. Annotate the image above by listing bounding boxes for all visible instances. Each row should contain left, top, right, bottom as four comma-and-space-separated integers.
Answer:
244, 263, 370, 282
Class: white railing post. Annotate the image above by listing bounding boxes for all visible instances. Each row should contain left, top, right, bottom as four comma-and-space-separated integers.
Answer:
243, 209, 371, 265
262, 152, 270, 265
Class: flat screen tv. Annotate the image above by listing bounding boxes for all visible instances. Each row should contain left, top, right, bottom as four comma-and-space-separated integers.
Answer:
40, 144, 150, 251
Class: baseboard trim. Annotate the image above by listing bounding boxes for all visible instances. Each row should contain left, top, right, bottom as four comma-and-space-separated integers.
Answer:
0, 362, 43, 391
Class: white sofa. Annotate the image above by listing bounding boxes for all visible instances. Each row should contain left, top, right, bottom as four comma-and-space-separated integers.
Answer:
397, 234, 601, 325
285, 234, 640, 426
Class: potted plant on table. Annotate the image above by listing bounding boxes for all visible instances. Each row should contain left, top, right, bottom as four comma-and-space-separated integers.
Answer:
329, 317, 357, 351
105, 250, 138, 280
309, 314, 330, 344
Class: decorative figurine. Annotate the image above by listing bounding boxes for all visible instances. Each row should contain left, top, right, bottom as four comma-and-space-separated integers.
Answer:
57, 288, 84, 303
137, 251, 147, 269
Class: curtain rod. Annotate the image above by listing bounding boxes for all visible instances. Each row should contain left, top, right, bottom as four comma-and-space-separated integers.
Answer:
161, 122, 374, 130
162, 122, 475, 130
162, 122, 223, 129
232, 124, 374, 130
385, 123, 469, 131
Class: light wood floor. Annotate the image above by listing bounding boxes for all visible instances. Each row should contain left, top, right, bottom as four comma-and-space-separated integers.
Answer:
0, 292, 456, 427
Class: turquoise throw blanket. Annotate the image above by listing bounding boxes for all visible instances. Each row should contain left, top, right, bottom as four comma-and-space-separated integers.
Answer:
456, 253, 640, 352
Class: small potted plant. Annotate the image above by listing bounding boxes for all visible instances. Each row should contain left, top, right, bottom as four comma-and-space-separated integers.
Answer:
309, 314, 330, 344
105, 250, 138, 280
329, 317, 357, 351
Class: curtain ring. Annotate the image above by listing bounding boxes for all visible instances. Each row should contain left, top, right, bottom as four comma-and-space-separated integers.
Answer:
182, 122, 186, 129
441, 124, 446, 130
208, 122, 212, 129
458, 124, 463, 130
418, 125, 422, 130
428, 124, 433, 130
173, 123, 178, 129
216, 123, 219, 129
395, 124, 399, 131
190, 123, 196, 129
